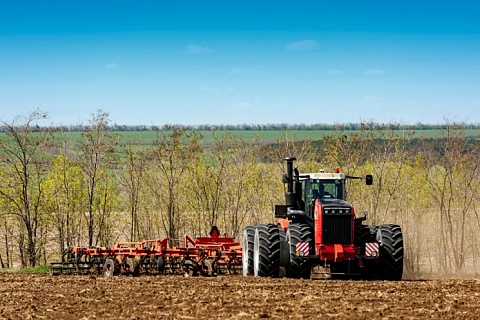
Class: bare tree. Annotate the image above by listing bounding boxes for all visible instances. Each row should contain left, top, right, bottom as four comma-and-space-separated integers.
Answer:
119, 137, 149, 241
76, 110, 119, 247
148, 127, 202, 241
0, 110, 51, 266
366, 124, 417, 225
45, 129, 86, 254
322, 122, 375, 175
263, 130, 319, 171
423, 121, 480, 272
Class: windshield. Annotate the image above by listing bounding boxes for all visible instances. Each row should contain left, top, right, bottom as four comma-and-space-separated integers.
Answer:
306, 179, 344, 201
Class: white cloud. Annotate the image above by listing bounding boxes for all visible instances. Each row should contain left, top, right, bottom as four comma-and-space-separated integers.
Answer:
187, 44, 213, 54
286, 40, 320, 51
363, 69, 384, 76
105, 62, 120, 69
326, 69, 342, 76
231, 67, 259, 75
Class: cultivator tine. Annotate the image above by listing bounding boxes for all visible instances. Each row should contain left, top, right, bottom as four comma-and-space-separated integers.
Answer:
203, 259, 215, 276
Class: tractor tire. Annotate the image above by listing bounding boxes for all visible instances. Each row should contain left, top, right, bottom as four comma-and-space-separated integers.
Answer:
355, 223, 376, 246
242, 226, 255, 276
355, 224, 378, 280
253, 224, 281, 277
377, 224, 404, 281
103, 258, 120, 276
286, 223, 312, 279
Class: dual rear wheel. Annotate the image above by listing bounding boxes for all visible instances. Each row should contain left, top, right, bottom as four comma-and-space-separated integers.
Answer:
243, 224, 281, 277
242, 223, 311, 279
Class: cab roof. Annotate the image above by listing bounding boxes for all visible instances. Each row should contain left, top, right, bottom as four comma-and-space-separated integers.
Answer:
302, 171, 346, 180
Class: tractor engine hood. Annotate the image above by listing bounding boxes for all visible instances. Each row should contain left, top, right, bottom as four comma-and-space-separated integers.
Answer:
318, 199, 353, 216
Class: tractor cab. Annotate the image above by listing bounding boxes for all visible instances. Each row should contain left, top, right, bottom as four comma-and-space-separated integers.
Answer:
300, 171, 346, 216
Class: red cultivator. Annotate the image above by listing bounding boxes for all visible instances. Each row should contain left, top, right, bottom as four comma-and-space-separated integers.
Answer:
50, 227, 242, 277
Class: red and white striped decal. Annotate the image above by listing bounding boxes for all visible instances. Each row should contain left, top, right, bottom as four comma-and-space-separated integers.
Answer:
295, 242, 309, 257
365, 242, 379, 257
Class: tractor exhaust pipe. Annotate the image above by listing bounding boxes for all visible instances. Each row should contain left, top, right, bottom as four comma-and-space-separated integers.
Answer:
284, 157, 296, 207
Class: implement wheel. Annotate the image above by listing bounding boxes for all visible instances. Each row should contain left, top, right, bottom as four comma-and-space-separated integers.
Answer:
181, 258, 198, 277
125, 258, 140, 277
103, 258, 120, 276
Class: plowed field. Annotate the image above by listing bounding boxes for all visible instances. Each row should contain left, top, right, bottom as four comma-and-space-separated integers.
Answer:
1, 273, 479, 319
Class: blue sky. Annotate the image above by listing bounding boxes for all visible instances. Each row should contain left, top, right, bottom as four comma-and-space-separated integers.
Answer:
1, 1, 479, 126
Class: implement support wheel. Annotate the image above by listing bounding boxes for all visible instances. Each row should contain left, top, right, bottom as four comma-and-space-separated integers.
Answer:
103, 258, 119, 276
125, 258, 140, 276
181, 258, 198, 277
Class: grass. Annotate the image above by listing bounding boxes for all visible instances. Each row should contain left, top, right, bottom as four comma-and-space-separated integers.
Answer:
0, 265, 50, 274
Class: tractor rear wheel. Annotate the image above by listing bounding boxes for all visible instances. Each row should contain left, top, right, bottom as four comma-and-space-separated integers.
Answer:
377, 224, 404, 280
242, 226, 255, 276
286, 223, 312, 279
253, 224, 281, 277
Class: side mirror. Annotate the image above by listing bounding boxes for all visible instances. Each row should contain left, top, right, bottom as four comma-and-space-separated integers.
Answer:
365, 174, 373, 185
358, 210, 368, 221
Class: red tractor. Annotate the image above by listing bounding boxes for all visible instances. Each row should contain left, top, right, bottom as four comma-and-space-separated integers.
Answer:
242, 157, 404, 280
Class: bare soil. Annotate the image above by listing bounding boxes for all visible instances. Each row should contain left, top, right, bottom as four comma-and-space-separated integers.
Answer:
0, 273, 479, 319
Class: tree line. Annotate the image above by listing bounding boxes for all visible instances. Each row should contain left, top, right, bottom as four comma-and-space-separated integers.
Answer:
2, 121, 479, 133
0, 110, 479, 276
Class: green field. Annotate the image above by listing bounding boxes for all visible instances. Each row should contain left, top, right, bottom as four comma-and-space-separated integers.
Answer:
61, 128, 480, 146
2, 129, 480, 149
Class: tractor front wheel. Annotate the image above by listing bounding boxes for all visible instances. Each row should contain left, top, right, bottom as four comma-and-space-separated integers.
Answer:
355, 224, 378, 280
286, 223, 312, 279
